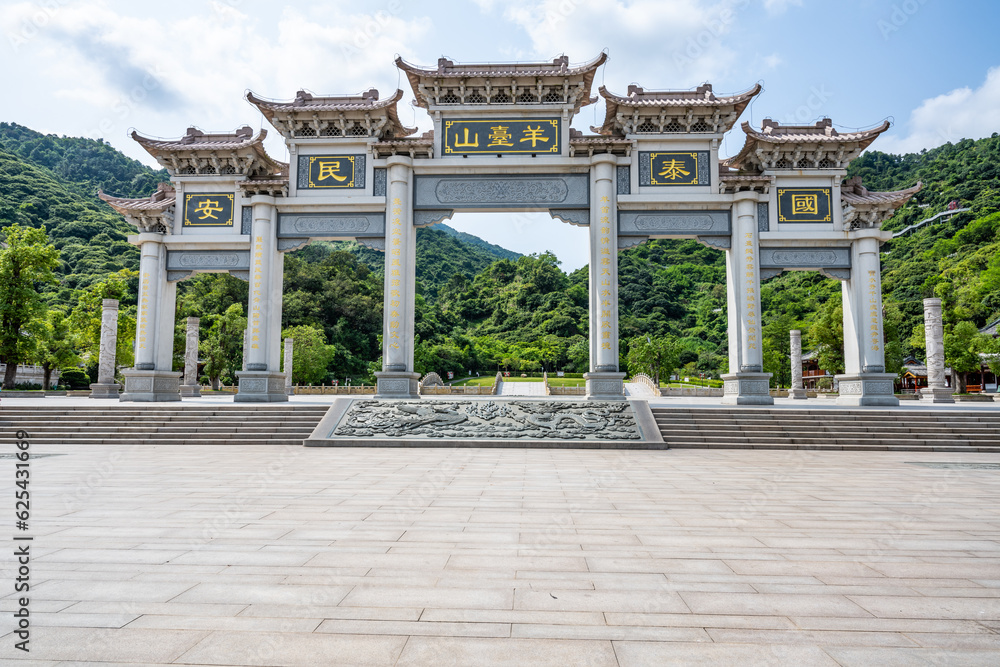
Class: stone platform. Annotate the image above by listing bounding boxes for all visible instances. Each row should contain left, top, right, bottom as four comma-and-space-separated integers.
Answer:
304, 398, 665, 448
3, 443, 1000, 665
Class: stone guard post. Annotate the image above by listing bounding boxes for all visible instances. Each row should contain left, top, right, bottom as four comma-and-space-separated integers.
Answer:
90, 299, 121, 398
922, 297, 955, 403
283, 337, 294, 396
789, 329, 807, 399
180, 316, 201, 397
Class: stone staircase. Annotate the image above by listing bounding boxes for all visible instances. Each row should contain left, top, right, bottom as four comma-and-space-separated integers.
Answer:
653, 407, 1000, 452
498, 381, 547, 396
0, 404, 329, 447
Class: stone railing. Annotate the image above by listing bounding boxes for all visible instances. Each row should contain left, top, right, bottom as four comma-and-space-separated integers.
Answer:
660, 385, 723, 397
418, 372, 444, 390
293, 385, 376, 395
542, 371, 552, 396
629, 373, 659, 397
493, 372, 503, 395
549, 386, 586, 396
420, 385, 494, 395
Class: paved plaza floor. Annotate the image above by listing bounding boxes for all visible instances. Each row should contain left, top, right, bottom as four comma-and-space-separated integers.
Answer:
2, 429, 1000, 666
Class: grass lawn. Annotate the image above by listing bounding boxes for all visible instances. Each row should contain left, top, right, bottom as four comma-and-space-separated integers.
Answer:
450, 377, 500, 387
547, 378, 586, 387
449, 376, 586, 387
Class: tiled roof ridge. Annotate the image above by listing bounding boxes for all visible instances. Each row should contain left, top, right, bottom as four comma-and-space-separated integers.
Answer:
246, 88, 405, 111
599, 82, 761, 106
743, 118, 891, 142
98, 182, 176, 211
841, 178, 922, 204
395, 53, 607, 76
132, 125, 261, 148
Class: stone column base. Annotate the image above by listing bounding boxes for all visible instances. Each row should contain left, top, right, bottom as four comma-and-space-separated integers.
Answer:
235, 371, 289, 402
922, 386, 955, 404
180, 384, 202, 398
584, 372, 626, 401
835, 373, 899, 406
89, 383, 121, 399
120, 370, 181, 402
721, 372, 774, 405
374, 371, 420, 399
788, 387, 808, 400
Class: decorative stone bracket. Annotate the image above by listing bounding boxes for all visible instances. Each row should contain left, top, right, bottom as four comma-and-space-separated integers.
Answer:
618, 210, 731, 238
758, 246, 851, 281
276, 212, 386, 254
165, 250, 251, 282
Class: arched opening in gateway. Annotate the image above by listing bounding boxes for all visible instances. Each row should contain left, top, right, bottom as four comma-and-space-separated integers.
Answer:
413, 212, 589, 393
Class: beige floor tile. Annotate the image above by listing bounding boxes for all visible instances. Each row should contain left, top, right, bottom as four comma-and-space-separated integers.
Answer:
613, 640, 843, 666
395, 636, 618, 666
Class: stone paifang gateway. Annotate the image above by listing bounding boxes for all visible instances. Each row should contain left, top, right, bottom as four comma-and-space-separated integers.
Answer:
101, 53, 919, 406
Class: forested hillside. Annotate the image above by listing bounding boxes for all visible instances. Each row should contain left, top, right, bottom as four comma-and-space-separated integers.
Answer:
1, 122, 996, 388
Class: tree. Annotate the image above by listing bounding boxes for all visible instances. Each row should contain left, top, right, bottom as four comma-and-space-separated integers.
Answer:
31, 309, 80, 389
202, 304, 246, 390
68, 268, 138, 380
943, 321, 988, 393
282, 324, 334, 385
0, 224, 60, 388
626, 335, 681, 386
809, 300, 845, 375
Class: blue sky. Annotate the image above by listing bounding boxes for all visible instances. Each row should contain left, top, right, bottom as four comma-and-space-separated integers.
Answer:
2, 0, 998, 270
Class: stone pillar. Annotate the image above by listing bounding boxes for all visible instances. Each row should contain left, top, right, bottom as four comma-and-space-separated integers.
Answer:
236, 195, 288, 402
180, 317, 201, 397
283, 337, 294, 396
584, 154, 625, 400
375, 155, 420, 398
722, 193, 773, 404
89, 299, 121, 398
922, 297, 954, 403
121, 235, 181, 401
836, 234, 898, 406
789, 329, 807, 399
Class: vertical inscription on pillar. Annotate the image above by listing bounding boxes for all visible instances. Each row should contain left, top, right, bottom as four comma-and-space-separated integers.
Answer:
138, 272, 150, 351
250, 235, 264, 352
598, 196, 613, 355
387, 197, 403, 356
867, 269, 881, 354
744, 232, 758, 354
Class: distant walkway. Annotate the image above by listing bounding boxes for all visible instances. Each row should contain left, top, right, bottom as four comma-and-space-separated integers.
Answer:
498, 380, 546, 396
892, 207, 970, 237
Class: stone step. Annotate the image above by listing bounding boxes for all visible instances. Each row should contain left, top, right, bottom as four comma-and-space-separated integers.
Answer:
2, 404, 329, 447
26, 438, 308, 446
655, 423, 1000, 435
667, 442, 1000, 452
653, 407, 1000, 450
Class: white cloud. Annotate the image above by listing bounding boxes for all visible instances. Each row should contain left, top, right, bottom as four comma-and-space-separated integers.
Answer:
877, 67, 1000, 154
761, 0, 801, 13
501, 0, 747, 96
0, 1, 433, 165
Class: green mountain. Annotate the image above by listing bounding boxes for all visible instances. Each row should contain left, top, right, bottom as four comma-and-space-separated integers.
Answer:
0, 147, 139, 298
1, 121, 997, 384
0, 122, 170, 199
436, 223, 522, 261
